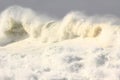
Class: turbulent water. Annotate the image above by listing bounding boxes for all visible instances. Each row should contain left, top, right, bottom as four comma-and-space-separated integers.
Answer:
0, 6, 120, 80
0, 5, 120, 46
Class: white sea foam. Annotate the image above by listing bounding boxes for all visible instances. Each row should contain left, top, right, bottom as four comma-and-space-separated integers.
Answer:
0, 5, 120, 80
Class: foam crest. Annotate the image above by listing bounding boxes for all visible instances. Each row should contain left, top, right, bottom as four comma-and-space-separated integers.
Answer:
0, 5, 120, 46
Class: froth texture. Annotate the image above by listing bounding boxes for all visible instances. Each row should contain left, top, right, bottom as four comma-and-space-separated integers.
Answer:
0, 6, 120, 80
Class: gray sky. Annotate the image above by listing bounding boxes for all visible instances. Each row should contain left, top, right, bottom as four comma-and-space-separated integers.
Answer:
0, 0, 120, 18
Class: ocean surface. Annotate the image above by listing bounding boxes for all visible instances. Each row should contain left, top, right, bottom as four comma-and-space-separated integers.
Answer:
0, 6, 120, 80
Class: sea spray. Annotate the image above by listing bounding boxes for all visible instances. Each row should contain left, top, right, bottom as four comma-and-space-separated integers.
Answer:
0, 5, 120, 46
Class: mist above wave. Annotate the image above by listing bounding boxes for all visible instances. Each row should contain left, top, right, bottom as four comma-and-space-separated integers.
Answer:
0, 5, 120, 46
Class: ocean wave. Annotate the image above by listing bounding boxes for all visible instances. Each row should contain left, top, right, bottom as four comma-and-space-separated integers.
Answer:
0, 5, 120, 46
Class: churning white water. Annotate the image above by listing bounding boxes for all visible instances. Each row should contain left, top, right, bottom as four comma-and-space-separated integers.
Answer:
0, 5, 120, 46
0, 6, 120, 80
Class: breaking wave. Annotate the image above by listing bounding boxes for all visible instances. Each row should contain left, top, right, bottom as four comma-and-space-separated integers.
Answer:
0, 5, 120, 46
